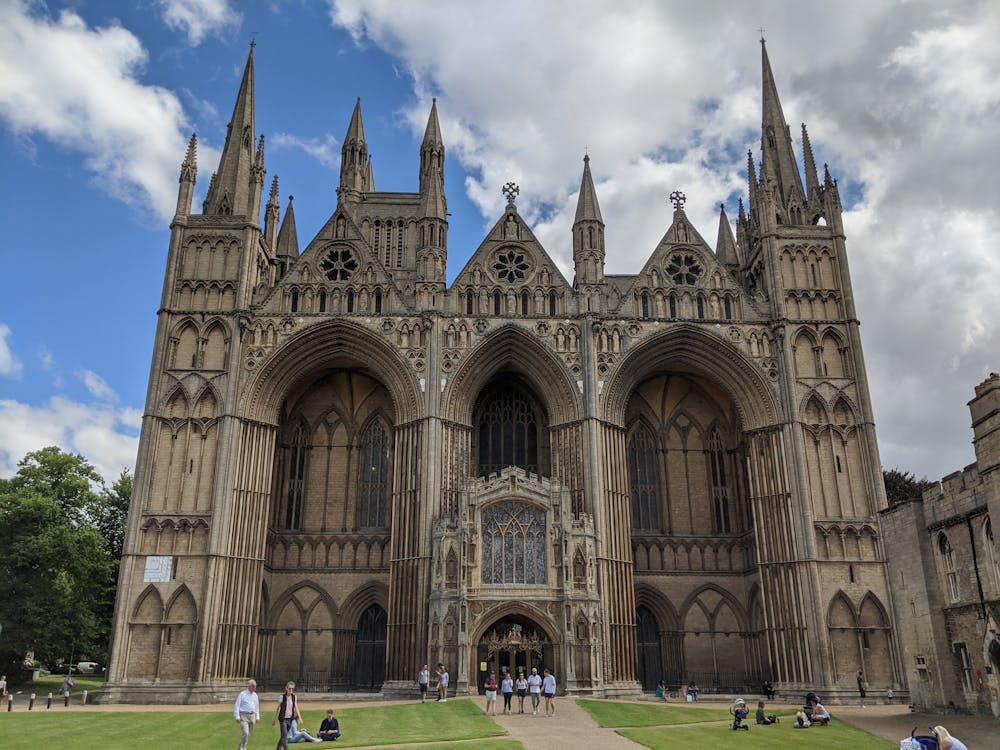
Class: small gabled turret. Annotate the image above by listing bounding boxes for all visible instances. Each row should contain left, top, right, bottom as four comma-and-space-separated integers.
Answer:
275, 195, 299, 278
338, 98, 368, 207
572, 154, 605, 285
801, 123, 821, 209
175, 133, 197, 217
263, 175, 280, 250
420, 98, 445, 193
203, 43, 257, 216
715, 204, 740, 268
416, 100, 448, 295
248, 134, 266, 222
364, 155, 375, 192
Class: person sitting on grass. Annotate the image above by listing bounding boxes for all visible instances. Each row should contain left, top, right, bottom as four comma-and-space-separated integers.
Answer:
317, 709, 341, 741
655, 681, 667, 701
793, 711, 811, 728
730, 698, 750, 731
755, 700, 777, 724
287, 719, 316, 743
809, 698, 830, 725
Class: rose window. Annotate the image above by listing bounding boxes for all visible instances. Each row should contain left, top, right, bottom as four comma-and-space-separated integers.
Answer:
321, 247, 358, 281
666, 253, 703, 285
493, 249, 530, 283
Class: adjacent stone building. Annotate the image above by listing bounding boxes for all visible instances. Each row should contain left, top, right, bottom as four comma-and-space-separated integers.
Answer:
103, 41, 904, 703
881, 373, 1000, 717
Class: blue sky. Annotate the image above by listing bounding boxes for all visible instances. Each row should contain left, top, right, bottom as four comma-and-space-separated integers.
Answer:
0, 0, 997, 483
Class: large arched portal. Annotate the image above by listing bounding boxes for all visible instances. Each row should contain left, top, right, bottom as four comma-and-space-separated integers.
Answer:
354, 603, 387, 691
475, 614, 554, 694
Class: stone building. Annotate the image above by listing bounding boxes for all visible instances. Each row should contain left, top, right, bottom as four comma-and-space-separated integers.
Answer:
881, 373, 1000, 716
104, 41, 904, 703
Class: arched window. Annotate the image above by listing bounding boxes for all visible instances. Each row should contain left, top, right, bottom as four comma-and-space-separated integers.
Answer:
284, 421, 307, 530
521, 290, 529, 316
357, 420, 390, 529
627, 423, 659, 531
708, 428, 731, 533
290, 289, 299, 313
668, 293, 677, 318
347, 290, 355, 313
938, 532, 959, 602
466, 290, 474, 314
476, 382, 539, 476
696, 296, 705, 319
373, 220, 381, 259
396, 220, 405, 267
374, 289, 383, 314
724, 297, 732, 319
549, 291, 556, 315
319, 290, 327, 313
641, 292, 650, 319
481, 502, 546, 584
494, 290, 502, 315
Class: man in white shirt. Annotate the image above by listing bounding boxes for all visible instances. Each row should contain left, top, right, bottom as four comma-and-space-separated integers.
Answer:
233, 679, 260, 750
526, 667, 542, 715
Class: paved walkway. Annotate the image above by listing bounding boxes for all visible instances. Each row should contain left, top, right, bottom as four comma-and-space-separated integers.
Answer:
486, 695, 643, 749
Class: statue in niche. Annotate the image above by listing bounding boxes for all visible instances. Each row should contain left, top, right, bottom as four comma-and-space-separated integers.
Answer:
335, 215, 347, 238
503, 214, 518, 239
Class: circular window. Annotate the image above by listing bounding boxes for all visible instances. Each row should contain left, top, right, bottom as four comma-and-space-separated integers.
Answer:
492, 248, 531, 283
321, 247, 358, 281
666, 253, 703, 285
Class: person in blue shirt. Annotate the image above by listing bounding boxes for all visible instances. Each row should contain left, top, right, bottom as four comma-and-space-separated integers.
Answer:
541, 669, 556, 717
287, 719, 316, 743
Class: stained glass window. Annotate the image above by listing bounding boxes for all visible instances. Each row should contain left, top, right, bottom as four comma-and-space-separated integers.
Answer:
476, 383, 539, 476
358, 420, 390, 529
708, 428, 731, 533
481, 502, 546, 584
627, 423, 659, 530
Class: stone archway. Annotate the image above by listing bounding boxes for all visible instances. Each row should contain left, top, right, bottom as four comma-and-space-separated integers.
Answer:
474, 613, 555, 695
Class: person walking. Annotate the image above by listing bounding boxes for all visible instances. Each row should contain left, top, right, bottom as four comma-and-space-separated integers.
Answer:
527, 667, 542, 715
233, 679, 260, 750
857, 671, 866, 707
501, 671, 514, 714
417, 664, 430, 703
437, 664, 449, 702
484, 670, 499, 716
272, 681, 303, 750
515, 671, 528, 714
542, 668, 556, 717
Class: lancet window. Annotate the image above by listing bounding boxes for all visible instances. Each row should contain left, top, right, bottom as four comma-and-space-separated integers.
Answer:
708, 428, 731, 533
628, 423, 659, 531
357, 420, 390, 529
481, 502, 547, 584
476, 383, 540, 476
283, 421, 307, 530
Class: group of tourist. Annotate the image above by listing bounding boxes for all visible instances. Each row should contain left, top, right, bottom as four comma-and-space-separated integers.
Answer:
479, 666, 555, 717
233, 680, 341, 750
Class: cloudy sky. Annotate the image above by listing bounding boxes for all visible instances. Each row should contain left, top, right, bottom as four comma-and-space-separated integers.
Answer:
0, 0, 996, 483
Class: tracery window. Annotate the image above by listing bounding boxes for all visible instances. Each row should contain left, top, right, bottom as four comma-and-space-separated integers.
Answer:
939, 533, 959, 602
283, 421, 307, 530
321, 247, 358, 281
481, 502, 546, 584
476, 383, 539, 476
357, 420, 390, 529
708, 428, 731, 533
628, 423, 659, 530
666, 253, 703, 285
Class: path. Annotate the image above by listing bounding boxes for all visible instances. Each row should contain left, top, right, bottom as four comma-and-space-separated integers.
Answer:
486, 695, 642, 749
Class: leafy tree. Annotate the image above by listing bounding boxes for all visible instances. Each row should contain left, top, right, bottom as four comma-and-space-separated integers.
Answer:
0, 448, 127, 683
883, 468, 935, 507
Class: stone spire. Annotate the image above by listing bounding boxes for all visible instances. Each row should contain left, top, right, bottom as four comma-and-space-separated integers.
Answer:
715, 203, 740, 267
759, 39, 806, 213
572, 154, 605, 285
175, 133, 197, 217
417, 101, 448, 291
275, 195, 299, 259
364, 155, 375, 192
419, 98, 445, 194
338, 98, 368, 205
801, 122, 821, 206
263, 175, 280, 250
203, 42, 256, 216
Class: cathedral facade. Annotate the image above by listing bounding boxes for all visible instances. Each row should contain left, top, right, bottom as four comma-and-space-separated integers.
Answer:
104, 42, 903, 703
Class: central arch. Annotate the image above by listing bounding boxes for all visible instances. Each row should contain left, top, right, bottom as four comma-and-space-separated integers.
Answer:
473, 609, 556, 694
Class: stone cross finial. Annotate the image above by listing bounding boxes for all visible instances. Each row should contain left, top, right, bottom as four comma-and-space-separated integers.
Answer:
503, 182, 520, 205
669, 190, 686, 210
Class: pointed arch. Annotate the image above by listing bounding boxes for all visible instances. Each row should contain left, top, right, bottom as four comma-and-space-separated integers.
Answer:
627, 419, 660, 531
163, 386, 190, 418
202, 320, 229, 370
356, 414, 391, 530
792, 328, 819, 378
164, 585, 197, 624
131, 585, 165, 623
172, 321, 200, 370
339, 580, 389, 628
802, 392, 829, 424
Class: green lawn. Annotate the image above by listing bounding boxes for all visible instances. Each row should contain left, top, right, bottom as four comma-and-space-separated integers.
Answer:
0, 699, 511, 749
30, 672, 106, 696
619, 720, 895, 749
577, 698, 736, 727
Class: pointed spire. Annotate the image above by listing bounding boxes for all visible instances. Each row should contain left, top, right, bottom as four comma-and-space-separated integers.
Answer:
419, 98, 445, 194
263, 175, 280, 249
823, 162, 834, 189
365, 155, 375, 192
715, 203, 740, 267
338, 97, 368, 203
176, 133, 198, 216
574, 154, 604, 224
275, 195, 299, 259
801, 123, 821, 203
746, 149, 757, 205
738, 196, 746, 223
422, 98, 443, 150
204, 43, 256, 216
759, 39, 806, 211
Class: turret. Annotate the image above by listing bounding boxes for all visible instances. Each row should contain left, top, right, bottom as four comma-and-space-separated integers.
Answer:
263, 175, 280, 250
416, 100, 448, 292
337, 98, 368, 207
801, 123, 822, 211
275, 195, 299, 279
248, 134, 266, 222
203, 43, 257, 217
572, 154, 605, 285
715, 204, 740, 268
175, 133, 197, 217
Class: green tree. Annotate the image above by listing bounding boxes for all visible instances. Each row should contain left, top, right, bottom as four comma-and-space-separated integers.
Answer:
0, 448, 125, 682
94, 469, 133, 560
883, 468, 935, 507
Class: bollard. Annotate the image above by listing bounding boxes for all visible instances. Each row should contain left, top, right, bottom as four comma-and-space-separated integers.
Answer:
6, 694, 11, 711
28, 693, 35, 710
81, 690, 87, 705
63, 691, 69, 707
47, 692, 52, 709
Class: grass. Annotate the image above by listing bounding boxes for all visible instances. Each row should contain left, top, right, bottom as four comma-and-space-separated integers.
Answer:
29, 672, 106, 696
577, 698, 734, 727
0, 699, 511, 749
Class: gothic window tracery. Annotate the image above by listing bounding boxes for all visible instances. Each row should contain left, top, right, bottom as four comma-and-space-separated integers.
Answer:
481, 502, 546, 584
321, 247, 358, 281
493, 249, 530, 283
708, 428, 731, 533
666, 253, 703, 285
475, 382, 540, 476
628, 423, 659, 531
357, 419, 390, 529
283, 421, 307, 530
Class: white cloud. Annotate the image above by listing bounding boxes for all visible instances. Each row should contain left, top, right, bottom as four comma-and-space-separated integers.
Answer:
0, 323, 23, 378
159, 0, 242, 46
0, 396, 140, 483
0, 2, 218, 223
272, 132, 341, 170
78, 369, 118, 402
327, 0, 1000, 479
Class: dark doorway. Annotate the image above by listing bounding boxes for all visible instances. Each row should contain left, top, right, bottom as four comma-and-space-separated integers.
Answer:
636, 605, 662, 691
476, 615, 551, 694
354, 604, 387, 691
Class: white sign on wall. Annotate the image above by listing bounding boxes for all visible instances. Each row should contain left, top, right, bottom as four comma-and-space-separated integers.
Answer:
143, 555, 173, 583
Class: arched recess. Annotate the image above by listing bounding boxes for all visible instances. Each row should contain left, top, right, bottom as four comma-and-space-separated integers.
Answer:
634, 586, 682, 687
792, 328, 819, 378
160, 586, 198, 680
443, 324, 580, 427
858, 592, 893, 685
746, 585, 771, 682
602, 324, 778, 430
267, 582, 338, 684
820, 329, 847, 378
679, 584, 749, 690
827, 591, 859, 682
202, 320, 229, 370
127, 586, 164, 680
172, 321, 200, 370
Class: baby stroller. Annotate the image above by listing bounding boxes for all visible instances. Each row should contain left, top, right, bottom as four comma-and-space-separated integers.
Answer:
730, 698, 749, 731
899, 728, 938, 750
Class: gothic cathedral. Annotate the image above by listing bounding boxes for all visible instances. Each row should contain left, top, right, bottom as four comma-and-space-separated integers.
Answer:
105, 41, 903, 702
